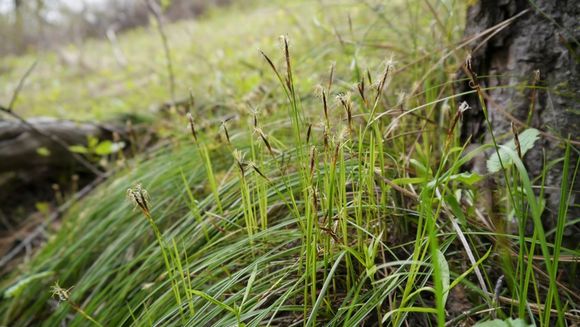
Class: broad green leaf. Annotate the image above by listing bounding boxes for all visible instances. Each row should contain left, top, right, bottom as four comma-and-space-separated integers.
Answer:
36, 147, 51, 157
35, 202, 51, 215
449, 172, 482, 185
487, 128, 540, 173
95, 141, 124, 156
436, 250, 450, 307
426, 172, 482, 188
94, 140, 113, 156
69, 145, 88, 154
87, 135, 99, 149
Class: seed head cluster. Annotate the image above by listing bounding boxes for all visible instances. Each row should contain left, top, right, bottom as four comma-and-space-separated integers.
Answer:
127, 184, 151, 217
50, 282, 72, 303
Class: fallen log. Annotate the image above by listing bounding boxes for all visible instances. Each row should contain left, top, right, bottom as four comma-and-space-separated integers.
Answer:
0, 117, 120, 173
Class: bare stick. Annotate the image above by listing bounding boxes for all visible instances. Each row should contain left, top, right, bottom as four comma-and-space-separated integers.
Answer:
146, 0, 176, 105
106, 26, 127, 68
7, 61, 37, 111
0, 108, 104, 176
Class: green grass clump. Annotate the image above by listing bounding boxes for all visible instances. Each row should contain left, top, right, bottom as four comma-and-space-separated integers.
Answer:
1, 1, 578, 326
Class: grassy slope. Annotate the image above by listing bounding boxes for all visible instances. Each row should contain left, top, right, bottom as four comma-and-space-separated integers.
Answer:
2, 0, 578, 326
1, 1, 321, 120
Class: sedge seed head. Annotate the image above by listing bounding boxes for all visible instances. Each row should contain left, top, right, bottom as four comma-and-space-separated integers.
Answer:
232, 149, 246, 174
186, 112, 198, 142
338, 126, 350, 142
127, 183, 151, 216
221, 121, 231, 144
50, 282, 72, 303
314, 85, 325, 99
232, 149, 245, 164
306, 124, 312, 144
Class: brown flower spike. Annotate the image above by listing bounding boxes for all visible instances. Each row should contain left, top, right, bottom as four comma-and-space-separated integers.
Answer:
127, 184, 151, 217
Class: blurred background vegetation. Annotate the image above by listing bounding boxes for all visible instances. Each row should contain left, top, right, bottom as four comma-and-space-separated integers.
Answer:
0, 0, 232, 56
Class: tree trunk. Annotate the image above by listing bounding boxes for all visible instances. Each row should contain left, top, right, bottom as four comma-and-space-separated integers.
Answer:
459, 1, 578, 236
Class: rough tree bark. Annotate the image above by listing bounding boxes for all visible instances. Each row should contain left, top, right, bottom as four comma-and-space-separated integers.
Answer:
459, 1, 578, 236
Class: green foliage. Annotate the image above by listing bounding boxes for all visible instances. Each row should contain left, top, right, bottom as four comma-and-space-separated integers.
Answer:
1, 1, 577, 326
487, 128, 540, 173
36, 147, 51, 157
68, 136, 125, 157
3, 272, 54, 298
436, 250, 450, 307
